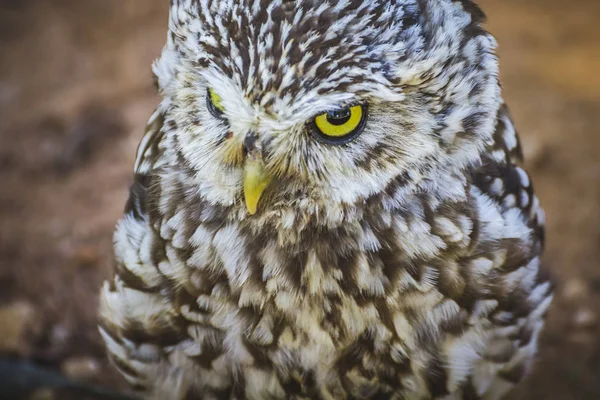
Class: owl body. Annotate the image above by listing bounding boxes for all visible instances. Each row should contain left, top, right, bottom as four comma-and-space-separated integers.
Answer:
99, 1, 553, 399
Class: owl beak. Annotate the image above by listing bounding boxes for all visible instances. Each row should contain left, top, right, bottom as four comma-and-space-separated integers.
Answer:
243, 157, 270, 215
243, 135, 271, 214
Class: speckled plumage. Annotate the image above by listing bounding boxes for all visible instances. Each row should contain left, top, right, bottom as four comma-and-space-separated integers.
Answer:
98, 1, 553, 399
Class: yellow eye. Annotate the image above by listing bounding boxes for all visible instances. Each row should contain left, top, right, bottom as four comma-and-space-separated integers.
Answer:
207, 88, 226, 118
312, 105, 367, 144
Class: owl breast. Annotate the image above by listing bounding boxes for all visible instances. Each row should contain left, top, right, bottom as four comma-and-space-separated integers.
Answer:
99, 148, 549, 400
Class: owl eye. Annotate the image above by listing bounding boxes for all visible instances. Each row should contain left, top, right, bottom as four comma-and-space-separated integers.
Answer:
311, 104, 367, 144
207, 88, 226, 119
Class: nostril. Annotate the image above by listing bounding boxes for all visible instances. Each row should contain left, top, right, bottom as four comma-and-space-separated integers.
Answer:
243, 131, 259, 155
261, 136, 274, 161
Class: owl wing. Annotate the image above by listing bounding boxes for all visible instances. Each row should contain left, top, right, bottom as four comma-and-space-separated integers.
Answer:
98, 107, 195, 399
455, 103, 553, 400
474, 103, 546, 245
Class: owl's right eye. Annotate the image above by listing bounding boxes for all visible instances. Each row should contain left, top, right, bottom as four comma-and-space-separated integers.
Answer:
311, 104, 368, 145
207, 88, 226, 120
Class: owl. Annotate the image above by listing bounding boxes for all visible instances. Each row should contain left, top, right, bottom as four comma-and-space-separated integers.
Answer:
98, 0, 553, 399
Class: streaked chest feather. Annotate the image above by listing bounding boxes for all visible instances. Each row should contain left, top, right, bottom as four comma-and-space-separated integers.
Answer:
103, 170, 543, 399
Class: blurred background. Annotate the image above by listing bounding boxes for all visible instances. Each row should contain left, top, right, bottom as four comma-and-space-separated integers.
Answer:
0, 0, 599, 399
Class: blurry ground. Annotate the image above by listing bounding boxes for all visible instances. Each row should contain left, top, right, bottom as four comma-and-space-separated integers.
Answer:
0, 0, 599, 399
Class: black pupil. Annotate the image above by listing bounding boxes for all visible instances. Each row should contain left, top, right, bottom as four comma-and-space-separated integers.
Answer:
326, 108, 352, 126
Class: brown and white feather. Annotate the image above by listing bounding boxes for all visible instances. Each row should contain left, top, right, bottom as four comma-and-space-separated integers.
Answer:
99, 1, 553, 399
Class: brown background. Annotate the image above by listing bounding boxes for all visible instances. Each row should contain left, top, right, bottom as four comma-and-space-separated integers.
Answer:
0, 1, 599, 399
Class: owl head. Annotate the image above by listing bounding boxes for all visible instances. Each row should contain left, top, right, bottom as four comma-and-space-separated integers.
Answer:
154, 0, 501, 218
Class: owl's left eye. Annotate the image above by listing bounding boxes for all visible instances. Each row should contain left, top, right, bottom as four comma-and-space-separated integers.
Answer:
311, 104, 368, 144
207, 88, 226, 120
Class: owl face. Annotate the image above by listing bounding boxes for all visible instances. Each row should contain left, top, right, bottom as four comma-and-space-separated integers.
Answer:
157, 0, 501, 215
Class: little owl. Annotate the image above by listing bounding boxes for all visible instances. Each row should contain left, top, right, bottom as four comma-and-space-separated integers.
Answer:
98, 0, 553, 399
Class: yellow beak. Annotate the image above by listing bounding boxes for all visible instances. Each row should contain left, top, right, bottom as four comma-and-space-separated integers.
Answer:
243, 157, 271, 215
